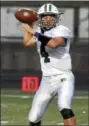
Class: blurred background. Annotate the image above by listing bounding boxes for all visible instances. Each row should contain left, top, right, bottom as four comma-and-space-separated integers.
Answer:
1, 1, 89, 90
1, 1, 89, 125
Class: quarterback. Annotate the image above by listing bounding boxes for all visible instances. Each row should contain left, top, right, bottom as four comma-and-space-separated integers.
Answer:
21, 3, 77, 126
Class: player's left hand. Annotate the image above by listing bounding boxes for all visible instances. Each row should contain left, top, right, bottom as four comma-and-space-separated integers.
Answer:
21, 23, 35, 34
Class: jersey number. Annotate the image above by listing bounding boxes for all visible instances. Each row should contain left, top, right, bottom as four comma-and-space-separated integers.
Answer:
40, 44, 50, 63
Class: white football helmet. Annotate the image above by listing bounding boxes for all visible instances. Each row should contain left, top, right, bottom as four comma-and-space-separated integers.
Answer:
37, 3, 59, 15
37, 3, 62, 30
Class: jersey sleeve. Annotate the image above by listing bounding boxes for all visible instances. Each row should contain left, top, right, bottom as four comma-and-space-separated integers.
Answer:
53, 26, 71, 38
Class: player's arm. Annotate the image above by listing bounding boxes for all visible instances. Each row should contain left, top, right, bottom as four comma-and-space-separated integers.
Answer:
22, 24, 69, 48
22, 30, 36, 47
46, 37, 67, 48
34, 32, 67, 48
21, 23, 37, 47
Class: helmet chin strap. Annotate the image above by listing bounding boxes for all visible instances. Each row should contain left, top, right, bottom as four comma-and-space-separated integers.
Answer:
42, 26, 53, 31
41, 23, 56, 32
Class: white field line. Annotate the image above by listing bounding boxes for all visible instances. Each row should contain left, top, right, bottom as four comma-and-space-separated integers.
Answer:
56, 124, 88, 126
1, 94, 88, 99
1, 121, 9, 124
0, 121, 88, 126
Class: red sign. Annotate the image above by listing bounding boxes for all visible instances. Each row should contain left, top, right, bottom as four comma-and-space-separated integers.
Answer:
21, 76, 39, 92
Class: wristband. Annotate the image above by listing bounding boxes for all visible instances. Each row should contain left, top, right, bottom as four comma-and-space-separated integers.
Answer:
34, 32, 40, 38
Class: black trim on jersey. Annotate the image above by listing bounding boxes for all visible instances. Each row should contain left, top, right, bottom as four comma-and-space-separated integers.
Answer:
38, 33, 52, 46
62, 38, 68, 47
40, 28, 50, 63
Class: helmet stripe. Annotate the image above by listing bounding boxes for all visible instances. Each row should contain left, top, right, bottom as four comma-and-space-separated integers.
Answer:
49, 4, 52, 11
44, 4, 47, 12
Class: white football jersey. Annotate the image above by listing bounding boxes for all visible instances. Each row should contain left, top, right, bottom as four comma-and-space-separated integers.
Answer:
36, 25, 72, 76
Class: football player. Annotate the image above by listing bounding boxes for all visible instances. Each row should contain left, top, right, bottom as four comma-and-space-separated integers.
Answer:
21, 3, 77, 126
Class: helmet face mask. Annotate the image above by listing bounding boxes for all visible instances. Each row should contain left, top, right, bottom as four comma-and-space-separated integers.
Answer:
37, 3, 60, 31
40, 14, 57, 30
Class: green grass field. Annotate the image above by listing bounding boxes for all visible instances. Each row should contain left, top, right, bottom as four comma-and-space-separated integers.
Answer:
1, 89, 89, 126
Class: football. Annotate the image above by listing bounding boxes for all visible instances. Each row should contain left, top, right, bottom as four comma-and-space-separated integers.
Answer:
15, 8, 38, 24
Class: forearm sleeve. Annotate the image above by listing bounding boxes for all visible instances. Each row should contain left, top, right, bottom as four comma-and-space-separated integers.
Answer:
34, 32, 52, 46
